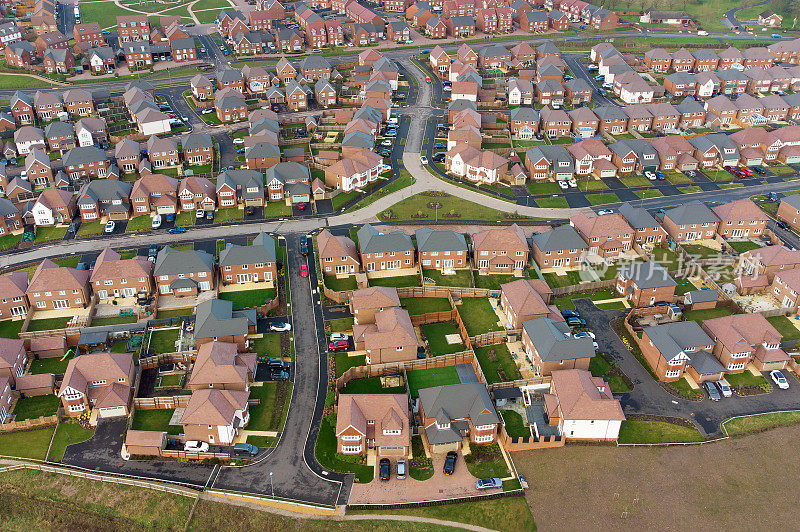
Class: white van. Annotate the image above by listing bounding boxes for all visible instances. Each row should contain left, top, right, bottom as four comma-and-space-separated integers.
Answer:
152, 214, 162, 229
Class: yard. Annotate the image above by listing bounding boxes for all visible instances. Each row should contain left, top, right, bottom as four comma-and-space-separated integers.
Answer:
501, 410, 530, 438
542, 269, 585, 288
0, 427, 55, 460
650, 246, 682, 271
473, 272, 531, 290
328, 317, 354, 333
406, 366, 461, 398
215, 207, 244, 223
368, 275, 420, 288
0, 320, 22, 339
90, 315, 138, 327
724, 411, 800, 437
588, 353, 631, 393
526, 181, 561, 195
620, 175, 654, 188
75, 220, 104, 238
29, 356, 70, 374
682, 243, 720, 259
766, 315, 800, 342
147, 328, 180, 354
422, 268, 473, 287
617, 419, 703, 444
315, 413, 374, 483
634, 190, 663, 200
474, 343, 522, 384
252, 332, 282, 357
339, 376, 405, 395
156, 307, 192, 319
725, 370, 772, 392
422, 322, 464, 356
247, 381, 291, 432
263, 202, 292, 219
34, 225, 66, 243
457, 297, 502, 336
219, 288, 276, 309
683, 306, 735, 324
335, 352, 366, 377
125, 215, 153, 233
48, 422, 95, 461
464, 441, 509, 479
26, 317, 71, 332
130, 409, 182, 435
403, 297, 451, 315
727, 240, 761, 254
12, 394, 60, 420
324, 275, 357, 291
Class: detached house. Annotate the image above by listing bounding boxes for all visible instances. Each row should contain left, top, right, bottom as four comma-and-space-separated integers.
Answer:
659, 201, 720, 243
500, 278, 555, 329
130, 172, 179, 215
181, 389, 250, 445
178, 176, 216, 212
472, 224, 528, 273
354, 307, 418, 364
0, 270, 28, 322
77, 180, 132, 222
618, 202, 667, 247
616, 262, 676, 308
154, 246, 215, 297
59, 352, 134, 417
219, 232, 277, 287
531, 225, 588, 271
63, 145, 109, 179
26, 259, 91, 311
547, 369, 625, 440
187, 341, 256, 391
350, 286, 401, 325
357, 224, 415, 273
90, 247, 153, 302
640, 321, 722, 383
336, 394, 409, 457
419, 383, 499, 453
317, 229, 360, 277
569, 212, 633, 261
703, 313, 789, 374
415, 228, 468, 272
522, 317, 594, 376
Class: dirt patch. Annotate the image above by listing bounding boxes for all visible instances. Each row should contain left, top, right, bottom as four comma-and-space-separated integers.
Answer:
514, 425, 800, 529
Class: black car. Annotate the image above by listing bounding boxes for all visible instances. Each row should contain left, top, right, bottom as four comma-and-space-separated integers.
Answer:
270, 369, 289, 380
753, 166, 766, 174
378, 149, 392, 157
417, 345, 426, 359
565, 316, 587, 328
560, 309, 580, 319
267, 358, 290, 370
443, 451, 457, 475
777, 220, 791, 230
432, 153, 446, 162
148, 244, 158, 259
379, 458, 391, 481
246, 206, 256, 216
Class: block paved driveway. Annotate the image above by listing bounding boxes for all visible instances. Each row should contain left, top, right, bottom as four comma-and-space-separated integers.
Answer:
348, 452, 493, 505
574, 299, 800, 437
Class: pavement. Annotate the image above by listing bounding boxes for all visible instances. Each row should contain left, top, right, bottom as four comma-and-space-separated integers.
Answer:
574, 299, 800, 437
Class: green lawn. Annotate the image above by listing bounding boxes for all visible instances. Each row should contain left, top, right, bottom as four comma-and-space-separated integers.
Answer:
501, 410, 529, 438
464, 442, 509, 478
345, 173, 415, 213
403, 297, 451, 315
90, 315, 137, 327
406, 366, 461, 398
215, 207, 244, 223
678, 186, 703, 194
156, 308, 193, 319
379, 193, 536, 222
423, 322, 464, 356
48, 422, 95, 461
770, 163, 796, 176
620, 175, 654, 188
651, 247, 682, 271
324, 275, 357, 291
728, 240, 762, 254
0, 320, 23, 339
422, 268, 473, 287
0, 74, 55, 89
329, 317, 354, 333
766, 315, 800, 342
340, 376, 405, 395
536, 196, 569, 209
588, 353, 631, 393
526, 181, 561, 195
579, 180, 609, 191
0, 427, 54, 460
723, 371, 772, 392
219, 288, 276, 309
130, 409, 182, 435
586, 192, 620, 205
724, 411, 800, 437
264, 202, 292, 219
682, 244, 719, 259
542, 269, 585, 288
336, 352, 366, 377
596, 301, 626, 310
457, 297, 502, 336
29, 356, 70, 375
80, 0, 145, 28
247, 381, 291, 432
245, 434, 278, 448
125, 215, 153, 233
26, 317, 71, 332
174, 210, 197, 228
0, 232, 22, 251
666, 172, 693, 185
683, 306, 734, 324
147, 328, 180, 353
75, 220, 105, 238
474, 343, 522, 384
315, 413, 373, 483
157, 373, 183, 387
368, 275, 420, 288
668, 377, 704, 400
252, 332, 282, 357
34, 225, 66, 243
12, 395, 60, 421
474, 272, 530, 290
634, 190, 663, 200
618, 419, 704, 444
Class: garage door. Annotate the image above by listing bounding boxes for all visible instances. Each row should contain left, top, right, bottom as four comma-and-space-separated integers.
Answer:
99, 406, 127, 418
379, 446, 406, 457
432, 442, 460, 454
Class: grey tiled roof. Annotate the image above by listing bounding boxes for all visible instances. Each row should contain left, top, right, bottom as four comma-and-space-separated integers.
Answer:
522, 317, 595, 361
415, 228, 467, 253
617, 261, 676, 289
219, 232, 276, 267
357, 223, 413, 254
532, 225, 587, 253
153, 246, 214, 276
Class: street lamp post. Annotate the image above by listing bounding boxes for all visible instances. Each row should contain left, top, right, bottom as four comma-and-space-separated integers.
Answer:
270, 471, 274, 498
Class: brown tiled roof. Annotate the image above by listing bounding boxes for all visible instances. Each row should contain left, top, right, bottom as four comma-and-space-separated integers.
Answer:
703, 313, 782, 354
0, 338, 24, 370
0, 270, 28, 300
570, 212, 633, 240
188, 341, 255, 388
364, 308, 417, 351
59, 352, 133, 397
28, 258, 88, 294
180, 389, 249, 426
472, 224, 527, 253
743, 245, 800, 268
317, 229, 359, 263
90, 247, 153, 283
551, 369, 625, 421
351, 286, 400, 313
336, 393, 409, 448
501, 278, 551, 318
711, 198, 769, 223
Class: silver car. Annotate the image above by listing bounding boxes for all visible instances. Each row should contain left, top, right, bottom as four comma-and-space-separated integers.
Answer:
476, 477, 502, 490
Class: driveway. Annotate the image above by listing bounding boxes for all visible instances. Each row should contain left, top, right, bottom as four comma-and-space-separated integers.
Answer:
348, 452, 488, 505
574, 299, 800, 436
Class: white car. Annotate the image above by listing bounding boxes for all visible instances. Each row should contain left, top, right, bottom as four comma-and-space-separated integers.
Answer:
568, 178, 577, 188
420, 155, 428, 165
387, 117, 398, 125
771, 370, 789, 389
151, 214, 162, 229
196, 209, 205, 219
330, 333, 349, 342
104, 220, 115, 233
716, 379, 732, 398
380, 139, 392, 146
597, 209, 615, 215
558, 180, 570, 190
270, 322, 292, 332
443, 85, 451, 91
201, 108, 214, 115
232, 137, 245, 145
184, 441, 210, 452
644, 171, 656, 180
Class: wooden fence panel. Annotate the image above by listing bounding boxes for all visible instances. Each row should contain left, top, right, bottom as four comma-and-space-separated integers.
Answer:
0, 414, 58, 433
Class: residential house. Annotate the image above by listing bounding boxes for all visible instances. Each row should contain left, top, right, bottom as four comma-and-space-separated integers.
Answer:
90, 247, 153, 302
499, 278, 555, 329
62, 145, 109, 179
219, 232, 277, 287
62, 88, 94, 117
522, 317, 594, 376
419, 382, 499, 452
569, 212, 633, 261
130, 172, 178, 215
531, 225, 588, 270
472, 224, 528, 273
712, 198, 768, 239
187, 341, 256, 391
524, 145, 574, 181
26, 259, 90, 311
618, 202, 668, 247
180, 389, 250, 445
354, 307, 418, 364
216, 169, 265, 207
76, 179, 132, 222
615, 262, 676, 307
415, 228, 468, 272
350, 286, 401, 325
547, 369, 625, 440
32, 188, 75, 226
154, 246, 215, 297
58, 352, 134, 417
703, 313, 789, 373
317, 229, 360, 277
146, 136, 179, 169
335, 394, 409, 456
357, 223, 415, 273
178, 176, 216, 211
25, 148, 53, 188
639, 321, 722, 382
182, 133, 214, 166
0, 271, 29, 321
194, 298, 256, 351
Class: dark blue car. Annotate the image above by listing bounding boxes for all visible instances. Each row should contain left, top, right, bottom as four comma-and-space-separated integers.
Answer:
655, 171, 666, 180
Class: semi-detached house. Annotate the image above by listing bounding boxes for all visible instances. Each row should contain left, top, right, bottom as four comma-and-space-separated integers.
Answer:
357, 223, 415, 273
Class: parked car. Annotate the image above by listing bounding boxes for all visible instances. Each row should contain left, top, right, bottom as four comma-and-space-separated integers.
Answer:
378, 149, 392, 157
329, 339, 348, 351
476, 477, 502, 490
443, 451, 457, 475
380, 139, 392, 146
300, 239, 309, 255
565, 316, 587, 327
777, 220, 790, 230
168, 226, 186, 234
753, 166, 766, 175
201, 108, 214, 115
558, 180, 570, 190
148, 244, 158, 260
270, 322, 291, 332
104, 220, 115, 233
396, 459, 406, 479
715, 379, 732, 398
655, 171, 666, 180
270, 369, 289, 380
233, 443, 259, 456
152, 214, 162, 229
417, 345, 426, 359
330, 333, 349, 342
379, 458, 391, 480
704, 381, 721, 401
205, 210, 214, 221
572, 331, 596, 340
300, 264, 309, 277
267, 358, 290, 370
644, 171, 656, 180
184, 441, 209, 452
597, 209, 615, 215
685, 170, 696, 178
420, 155, 428, 165
232, 137, 245, 145
165, 213, 174, 224
561, 310, 580, 319
246, 206, 256, 216
771, 370, 789, 389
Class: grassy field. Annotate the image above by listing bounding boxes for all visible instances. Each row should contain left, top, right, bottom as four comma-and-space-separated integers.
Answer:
0, 74, 55, 89
766, 315, 800, 342
81, 0, 141, 29
379, 193, 535, 222
536, 196, 569, 208
683, 306, 735, 324
514, 424, 800, 529
34, 225, 66, 243
329, 317, 354, 333
422, 322, 463, 356
724, 411, 800, 436
728, 240, 761, 254
474, 272, 531, 290
406, 367, 461, 398
90, 315, 137, 327
457, 297, 503, 335
618, 419, 704, 444
586, 192, 620, 205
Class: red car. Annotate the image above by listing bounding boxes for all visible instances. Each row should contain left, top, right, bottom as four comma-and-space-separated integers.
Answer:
328, 340, 348, 351
297, 202, 306, 211
739, 167, 753, 177
300, 264, 308, 277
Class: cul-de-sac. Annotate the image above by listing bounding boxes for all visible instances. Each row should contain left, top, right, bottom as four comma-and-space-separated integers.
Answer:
0, 0, 799, 529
